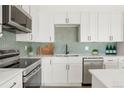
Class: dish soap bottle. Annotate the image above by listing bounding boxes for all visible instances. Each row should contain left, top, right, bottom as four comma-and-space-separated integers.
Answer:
109, 45, 113, 54
112, 45, 117, 55
105, 45, 109, 55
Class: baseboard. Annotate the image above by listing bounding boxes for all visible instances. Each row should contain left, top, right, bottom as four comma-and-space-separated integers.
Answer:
42, 83, 82, 87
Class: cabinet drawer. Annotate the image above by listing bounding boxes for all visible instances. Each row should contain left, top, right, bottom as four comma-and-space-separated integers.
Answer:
104, 58, 118, 63
119, 63, 124, 69
52, 57, 67, 63
103, 62, 118, 69
41, 57, 52, 63
119, 58, 124, 62
0, 73, 22, 88
68, 57, 82, 63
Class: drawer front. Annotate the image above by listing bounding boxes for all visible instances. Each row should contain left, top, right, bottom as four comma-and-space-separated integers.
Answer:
0, 73, 22, 88
68, 57, 82, 63
119, 63, 124, 69
41, 57, 51, 62
104, 58, 118, 63
52, 57, 67, 63
103, 62, 118, 69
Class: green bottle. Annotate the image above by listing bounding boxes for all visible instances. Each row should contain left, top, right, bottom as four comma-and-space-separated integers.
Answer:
109, 45, 113, 54
112, 45, 117, 55
105, 45, 109, 55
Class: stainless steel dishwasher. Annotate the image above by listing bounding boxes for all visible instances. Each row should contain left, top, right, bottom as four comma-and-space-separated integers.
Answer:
83, 57, 103, 84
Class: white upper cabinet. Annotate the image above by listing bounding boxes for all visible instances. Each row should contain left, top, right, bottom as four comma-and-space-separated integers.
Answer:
0, 5, 2, 37
30, 6, 39, 42
54, 12, 67, 24
22, 5, 30, 14
0, 5, 2, 24
38, 11, 54, 42
80, 11, 123, 42
68, 11, 81, 24
98, 12, 110, 42
80, 11, 98, 42
111, 12, 123, 42
16, 6, 39, 42
98, 11, 123, 42
54, 11, 80, 24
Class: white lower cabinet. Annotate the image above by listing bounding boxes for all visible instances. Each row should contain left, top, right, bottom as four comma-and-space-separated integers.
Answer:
103, 57, 119, 69
118, 58, 124, 69
68, 63, 82, 83
42, 57, 82, 86
52, 63, 67, 83
42, 57, 52, 85
0, 72, 22, 88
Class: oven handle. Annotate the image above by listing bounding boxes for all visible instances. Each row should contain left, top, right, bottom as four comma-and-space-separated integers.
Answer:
23, 65, 41, 83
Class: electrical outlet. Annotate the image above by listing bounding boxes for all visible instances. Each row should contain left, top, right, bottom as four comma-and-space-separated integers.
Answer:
25, 46, 27, 50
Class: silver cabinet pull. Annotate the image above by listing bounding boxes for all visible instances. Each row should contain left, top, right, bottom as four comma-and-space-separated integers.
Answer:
68, 65, 70, 70
108, 60, 113, 61
88, 36, 91, 41
109, 36, 111, 41
88, 36, 90, 41
65, 18, 68, 23
10, 82, 16, 88
30, 34, 33, 40
90, 36, 91, 41
67, 18, 69, 23
65, 18, 69, 23
66, 65, 68, 70
111, 36, 113, 41
50, 60, 52, 64
50, 36, 51, 41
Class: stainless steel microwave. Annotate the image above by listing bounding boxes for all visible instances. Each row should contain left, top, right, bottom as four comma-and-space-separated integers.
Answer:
2, 5, 32, 33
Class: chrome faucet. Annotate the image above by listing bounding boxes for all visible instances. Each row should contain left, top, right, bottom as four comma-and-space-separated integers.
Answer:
65, 44, 69, 55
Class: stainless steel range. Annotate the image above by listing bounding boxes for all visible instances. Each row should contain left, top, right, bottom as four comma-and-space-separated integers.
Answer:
0, 49, 41, 88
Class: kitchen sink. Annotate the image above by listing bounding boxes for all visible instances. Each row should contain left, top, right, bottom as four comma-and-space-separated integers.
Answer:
55, 54, 80, 57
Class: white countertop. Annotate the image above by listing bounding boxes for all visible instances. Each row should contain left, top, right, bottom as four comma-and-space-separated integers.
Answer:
21, 54, 124, 58
0, 69, 23, 86
89, 69, 124, 88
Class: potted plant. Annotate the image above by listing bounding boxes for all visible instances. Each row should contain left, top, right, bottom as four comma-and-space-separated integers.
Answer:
92, 49, 99, 55
27, 45, 33, 57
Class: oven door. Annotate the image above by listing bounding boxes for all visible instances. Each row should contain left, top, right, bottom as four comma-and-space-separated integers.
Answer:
23, 65, 41, 88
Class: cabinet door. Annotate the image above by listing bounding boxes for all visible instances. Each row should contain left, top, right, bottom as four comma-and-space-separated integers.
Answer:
118, 58, 124, 69
0, 73, 22, 88
0, 5, 2, 24
39, 12, 54, 42
54, 12, 67, 24
16, 33, 31, 42
16, 6, 39, 42
68, 11, 80, 24
0, 5, 2, 37
80, 12, 98, 42
42, 57, 52, 84
22, 5, 30, 14
80, 12, 90, 42
111, 12, 123, 42
98, 12, 111, 42
30, 6, 39, 42
103, 58, 119, 69
68, 63, 82, 83
52, 63, 67, 83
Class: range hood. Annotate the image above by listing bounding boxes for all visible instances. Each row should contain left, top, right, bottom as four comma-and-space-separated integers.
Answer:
2, 5, 32, 33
